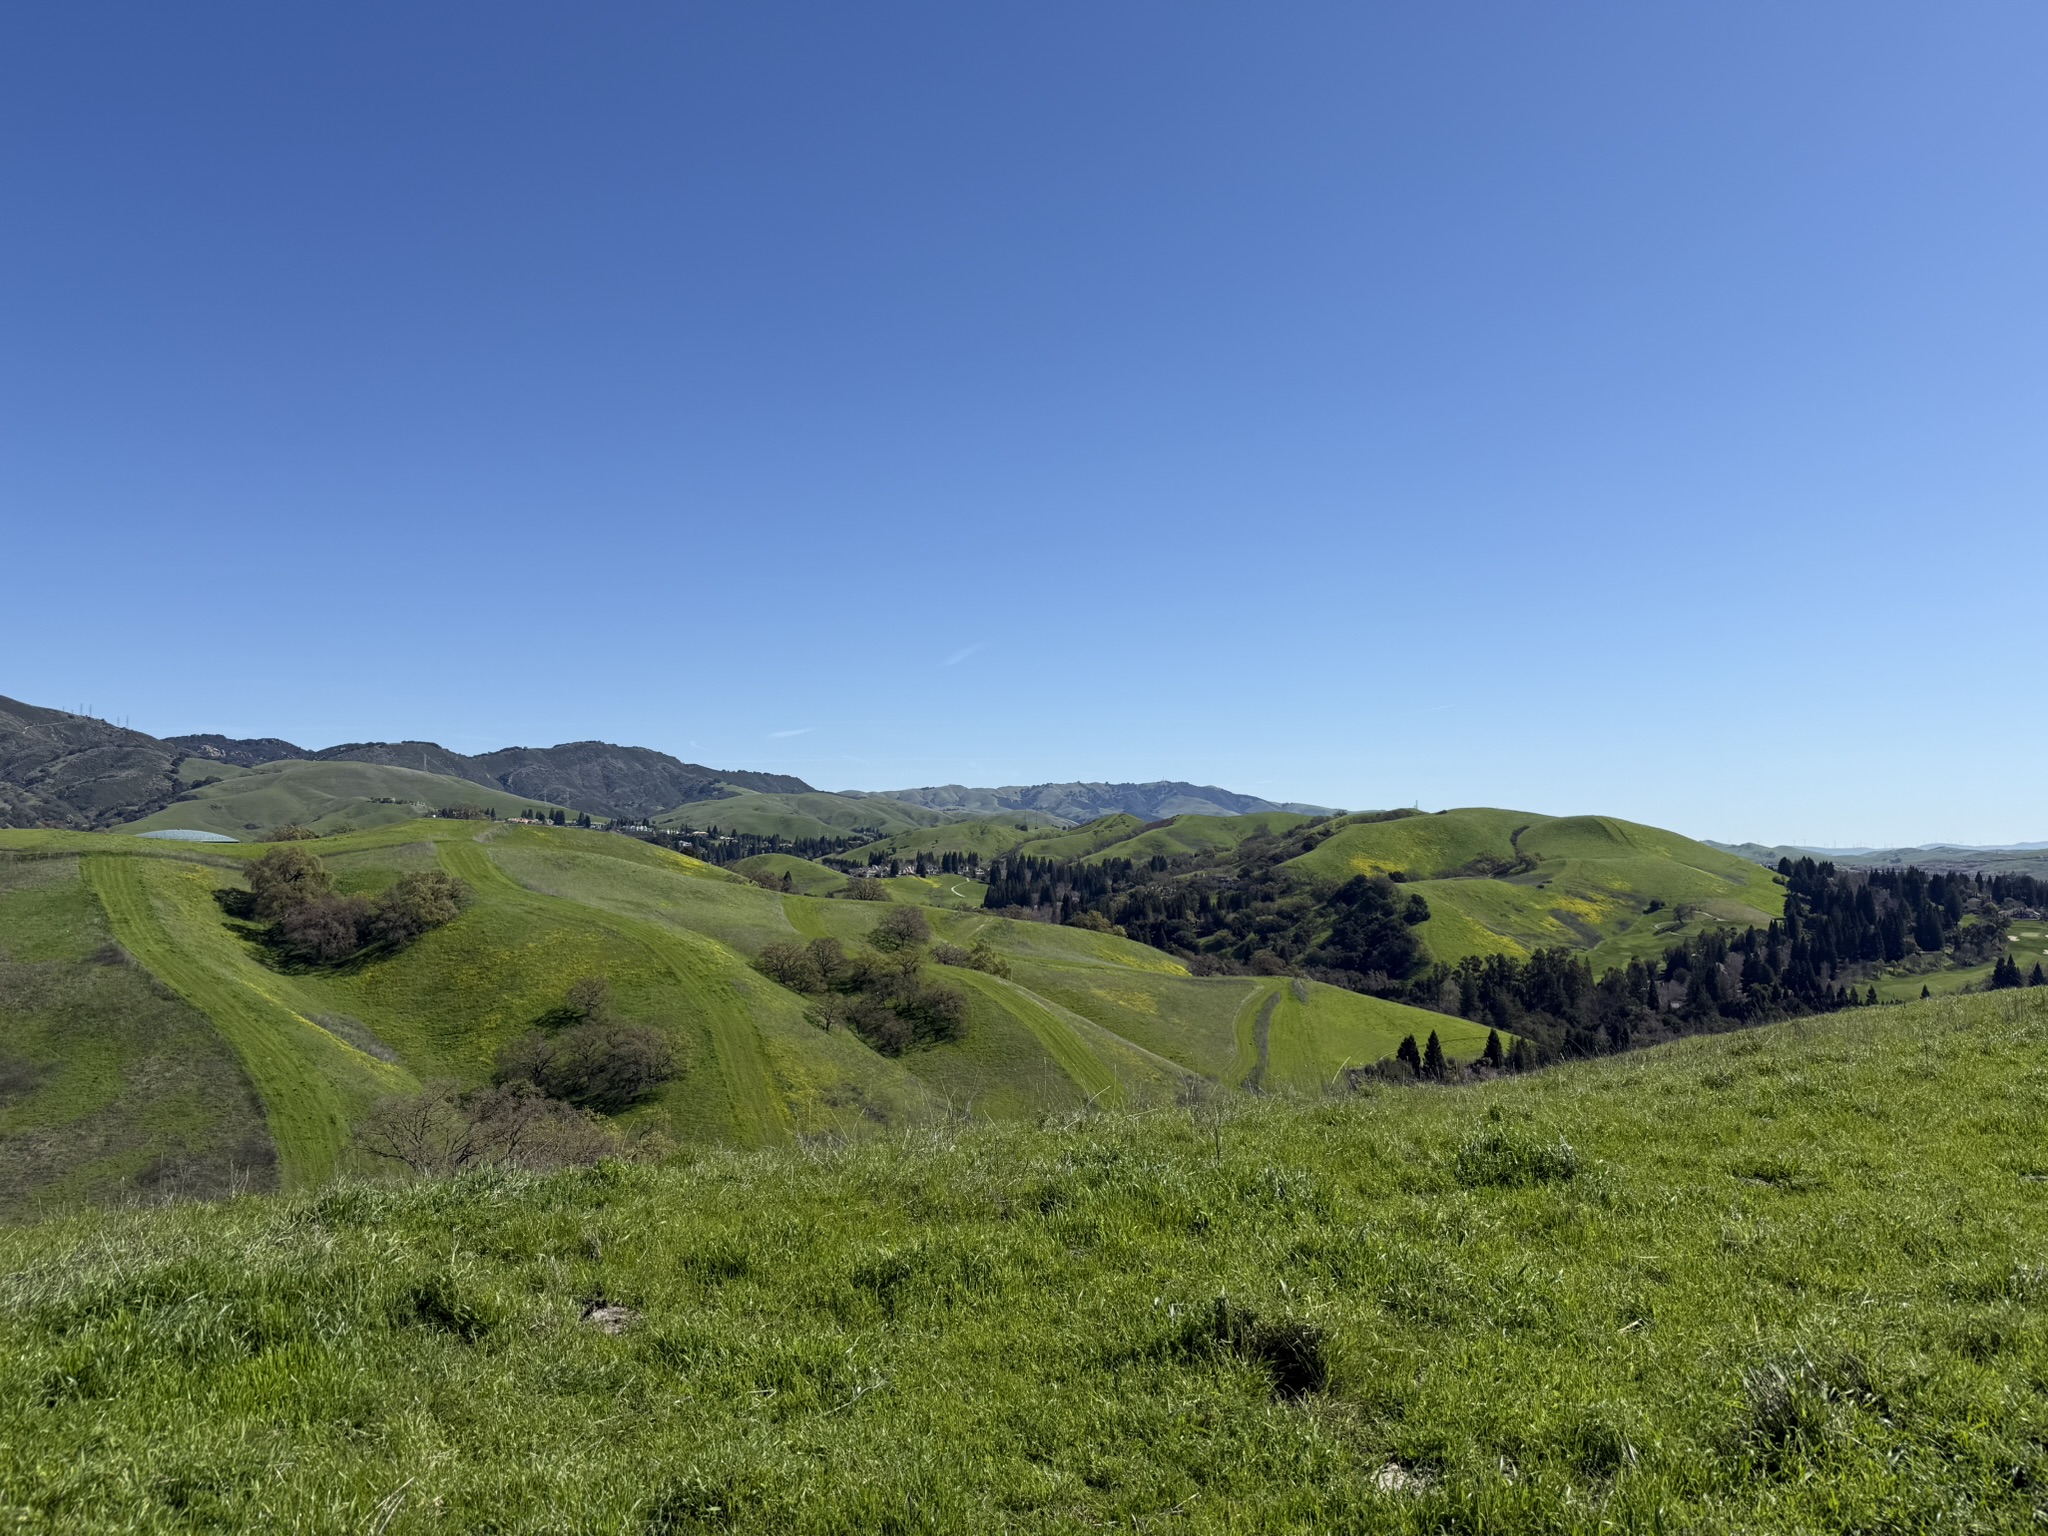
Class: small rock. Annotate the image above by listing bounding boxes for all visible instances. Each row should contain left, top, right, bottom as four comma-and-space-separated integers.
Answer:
582, 1303, 640, 1335
1373, 1463, 1433, 1496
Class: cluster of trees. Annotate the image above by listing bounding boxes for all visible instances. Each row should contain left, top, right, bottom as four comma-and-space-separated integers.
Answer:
1389, 941, 1764, 1066
680, 828, 873, 866
981, 854, 1132, 920
492, 977, 678, 1111
977, 816, 1438, 980
751, 906, 980, 1056
354, 977, 678, 1176
244, 846, 468, 965
1373, 861, 2039, 1069
356, 1079, 638, 1175
1371, 1026, 1523, 1082
1990, 955, 2047, 990
1774, 858, 2002, 968
1987, 872, 2048, 909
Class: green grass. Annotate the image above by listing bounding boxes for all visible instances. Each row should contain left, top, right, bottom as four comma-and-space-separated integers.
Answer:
876, 873, 988, 909
732, 853, 848, 896
122, 760, 568, 838
945, 969, 1128, 1107
4, 991, 2047, 1530
0, 857, 276, 1218
1263, 978, 1494, 1090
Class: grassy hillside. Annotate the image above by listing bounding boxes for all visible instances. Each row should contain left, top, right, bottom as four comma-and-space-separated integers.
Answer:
0, 855, 276, 1219
2, 991, 2043, 1530
876, 873, 989, 909
731, 853, 848, 896
1285, 808, 1786, 967
1, 823, 1464, 1206
1078, 810, 1315, 864
1003, 814, 1150, 861
124, 759, 571, 838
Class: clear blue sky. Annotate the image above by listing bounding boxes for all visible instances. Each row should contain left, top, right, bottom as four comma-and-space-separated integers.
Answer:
4, 4, 2042, 847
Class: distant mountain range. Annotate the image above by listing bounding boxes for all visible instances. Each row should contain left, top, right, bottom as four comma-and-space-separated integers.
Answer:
223, 738, 806, 823
1709, 840, 2048, 878
0, 696, 805, 828
861, 782, 1339, 824
0, 693, 1339, 833
0, 696, 186, 830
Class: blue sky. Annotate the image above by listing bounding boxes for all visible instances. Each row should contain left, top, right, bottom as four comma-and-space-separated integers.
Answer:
4, 4, 2042, 846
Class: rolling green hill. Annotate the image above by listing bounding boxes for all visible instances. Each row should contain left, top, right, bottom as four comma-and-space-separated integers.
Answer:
2, 989, 2043, 1530
968, 806, 1788, 979
1078, 810, 1316, 864
123, 760, 577, 838
1001, 814, 1151, 861
0, 821, 1465, 1208
731, 853, 848, 896
1281, 808, 1786, 967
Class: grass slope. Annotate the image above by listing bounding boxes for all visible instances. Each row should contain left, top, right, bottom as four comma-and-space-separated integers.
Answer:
0, 856, 276, 1218
124, 759, 566, 838
877, 874, 988, 909
83, 856, 412, 1188
731, 853, 848, 897
4, 993, 2046, 1530
1288, 809, 1786, 966
1001, 814, 1149, 862
1078, 811, 1317, 864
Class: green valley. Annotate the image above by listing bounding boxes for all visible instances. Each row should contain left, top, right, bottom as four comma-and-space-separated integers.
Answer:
0, 820, 1472, 1206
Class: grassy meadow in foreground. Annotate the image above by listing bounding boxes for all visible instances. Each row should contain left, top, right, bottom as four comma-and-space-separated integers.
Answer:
3, 990, 2046, 1532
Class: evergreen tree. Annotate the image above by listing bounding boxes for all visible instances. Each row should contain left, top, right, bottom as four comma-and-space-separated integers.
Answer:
1865, 986, 1878, 1006
1914, 905, 1945, 953
2032, 963, 2046, 988
1395, 1034, 1421, 1076
1921, 984, 1931, 1000
1482, 1029, 1504, 1069
1422, 1030, 1447, 1081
